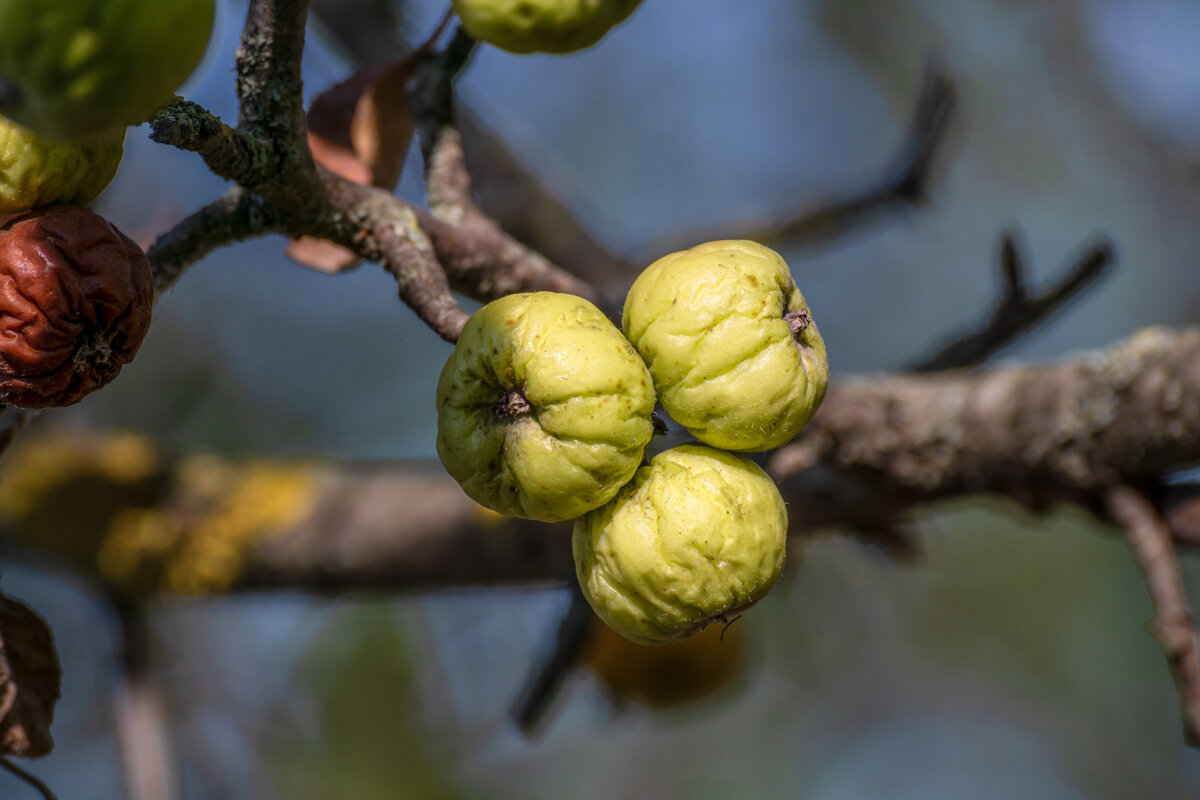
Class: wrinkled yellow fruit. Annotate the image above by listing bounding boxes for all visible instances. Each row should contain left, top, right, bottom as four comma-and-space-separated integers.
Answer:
623, 239, 829, 452
451, 0, 643, 54
573, 444, 788, 645
0, 114, 123, 212
0, 0, 215, 140
436, 292, 656, 522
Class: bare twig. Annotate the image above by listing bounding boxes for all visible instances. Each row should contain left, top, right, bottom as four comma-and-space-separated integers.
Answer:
910, 229, 1114, 372
653, 55, 958, 255
1104, 486, 1200, 745
512, 583, 592, 736
112, 606, 179, 800
147, 189, 285, 293
0, 757, 55, 800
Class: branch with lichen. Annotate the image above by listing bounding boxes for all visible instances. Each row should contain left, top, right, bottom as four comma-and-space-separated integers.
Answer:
6, 326, 1200, 599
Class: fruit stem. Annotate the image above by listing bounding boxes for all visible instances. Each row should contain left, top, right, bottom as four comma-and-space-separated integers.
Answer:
496, 389, 532, 419
785, 309, 812, 340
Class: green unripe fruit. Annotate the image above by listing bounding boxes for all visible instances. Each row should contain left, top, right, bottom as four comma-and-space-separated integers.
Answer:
0, 0, 215, 140
436, 292, 656, 522
0, 114, 123, 212
573, 444, 789, 646
451, 0, 643, 55
623, 239, 829, 452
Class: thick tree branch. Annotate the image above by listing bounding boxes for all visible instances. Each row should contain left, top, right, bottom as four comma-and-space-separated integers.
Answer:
236, 0, 313, 166
910, 230, 1114, 372
7, 328, 1200, 597
1104, 486, 1200, 745
147, 189, 286, 293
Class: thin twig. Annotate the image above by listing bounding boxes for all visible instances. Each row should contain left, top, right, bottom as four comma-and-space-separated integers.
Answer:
909, 229, 1114, 372
512, 583, 592, 736
147, 189, 285, 294
1105, 485, 1200, 746
111, 605, 180, 800
0, 757, 56, 800
653, 54, 957, 254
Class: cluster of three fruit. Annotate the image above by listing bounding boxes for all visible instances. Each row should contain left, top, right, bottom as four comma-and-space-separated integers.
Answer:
436, 240, 829, 646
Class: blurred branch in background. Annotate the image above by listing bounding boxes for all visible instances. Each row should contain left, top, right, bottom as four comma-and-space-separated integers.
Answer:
909, 229, 1115, 372
307, 3, 959, 301
6, 327, 1200, 597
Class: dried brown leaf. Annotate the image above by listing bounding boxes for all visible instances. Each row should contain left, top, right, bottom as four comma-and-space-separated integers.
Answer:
0, 592, 60, 758
287, 56, 421, 274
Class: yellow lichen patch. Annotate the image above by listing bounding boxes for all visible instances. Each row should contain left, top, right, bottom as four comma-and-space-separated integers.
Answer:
0, 429, 167, 574
97, 456, 319, 596
0, 430, 159, 518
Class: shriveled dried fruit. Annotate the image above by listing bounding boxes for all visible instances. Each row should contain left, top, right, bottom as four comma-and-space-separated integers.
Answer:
0, 0, 215, 140
623, 239, 829, 451
451, 0, 643, 55
0, 113, 123, 212
436, 292, 656, 522
0, 206, 153, 407
573, 444, 788, 645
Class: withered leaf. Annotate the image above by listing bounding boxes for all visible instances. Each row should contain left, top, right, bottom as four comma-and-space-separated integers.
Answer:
287, 56, 421, 274
0, 591, 60, 758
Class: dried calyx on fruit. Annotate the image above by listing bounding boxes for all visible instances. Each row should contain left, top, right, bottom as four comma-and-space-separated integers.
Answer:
0, 206, 153, 408
451, 0, 643, 55
0, 113, 124, 212
573, 444, 789, 645
623, 239, 829, 452
0, 0, 215, 140
436, 292, 656, 522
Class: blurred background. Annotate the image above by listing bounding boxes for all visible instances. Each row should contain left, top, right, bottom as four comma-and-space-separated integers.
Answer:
4, 0, 1200, 796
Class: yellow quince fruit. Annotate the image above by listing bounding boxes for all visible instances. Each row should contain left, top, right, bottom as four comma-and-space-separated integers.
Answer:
451, 0, 643, 55
436, 292, 656, 522
0, 113, 123, 212
573, 444, 789, 645
623, 239, 829, 451
0, 0, 215, 140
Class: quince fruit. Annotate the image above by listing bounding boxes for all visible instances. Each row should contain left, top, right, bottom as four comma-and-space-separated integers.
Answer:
436, 292, 655, 522
0, 113, 123, 212
573, 444, 788, 645
623, 239, 829, 451
451, 0, 643, 55
0, 0, 215, 140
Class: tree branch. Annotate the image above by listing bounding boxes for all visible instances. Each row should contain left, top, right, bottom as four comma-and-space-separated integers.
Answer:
0, 757, 55, 800
910, 229, 1114, 372
7, 328, 1200, 597
147, 100, 275, 189
235, 0, 313, 166
147, 189, 286, 293
652, 55, 957, 255
1104, 485, 1200, 745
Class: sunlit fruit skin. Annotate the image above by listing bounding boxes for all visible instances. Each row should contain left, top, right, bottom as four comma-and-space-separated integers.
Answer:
0, 114, 123, 212
623, 239, 829, 452
451, 0, 643, 55
436, 292, 656, 522
0, 0, 215, 140
573, 444, 788, 645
